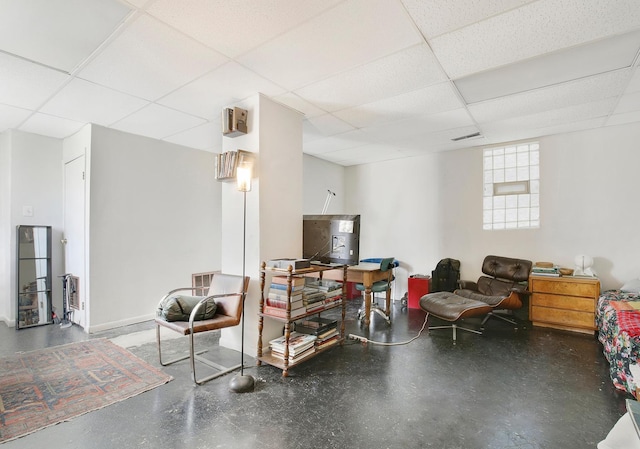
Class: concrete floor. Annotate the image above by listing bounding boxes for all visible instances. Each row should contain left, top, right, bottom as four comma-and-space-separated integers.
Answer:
0, 299, 630, 449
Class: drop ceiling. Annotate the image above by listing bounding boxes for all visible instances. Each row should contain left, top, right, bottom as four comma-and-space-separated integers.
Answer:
1, 0, 639, 166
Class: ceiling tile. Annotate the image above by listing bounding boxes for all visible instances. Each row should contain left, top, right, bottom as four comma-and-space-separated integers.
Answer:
79, 14, 228, 101
430, 0, 640, 78
334, 82, 464, 128
125, 0, 149, 8
272, 93, 328, 118
147, 0, 342, 58
468, 69, 631, 124
40, 78, 148, 126
483, 117, 606, 143
163, 121, 221, 151
0, 104, 32, 132
19, 112, 84, 139
303, 114, 356, 142
304, 130, 368, 155
614, 90, 640, 114
362, 108, 475, 142
1, 0, 640, 167
455, 30, 640, 104
398, 137, 485, 156
606, 110, 640, 127
294, 44, 447, 112
320, 143, 406, 166
111, 103, 206, 140
402, 0, 533, 39
0, 0, 131, 73
0, 52, 70, 110
481, 98, 617, 135
625, 70, 640, 94
158, 61, 285, 119
238, 0, 422, 90
394, 125, 483, 150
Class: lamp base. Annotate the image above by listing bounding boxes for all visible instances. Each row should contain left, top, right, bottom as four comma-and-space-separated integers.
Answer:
229, 374, 255, 393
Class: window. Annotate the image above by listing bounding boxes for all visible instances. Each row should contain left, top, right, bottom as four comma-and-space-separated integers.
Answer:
483, 143, 539, 230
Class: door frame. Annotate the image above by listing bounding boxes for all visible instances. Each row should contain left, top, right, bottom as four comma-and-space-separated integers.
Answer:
63, 155, 87, 329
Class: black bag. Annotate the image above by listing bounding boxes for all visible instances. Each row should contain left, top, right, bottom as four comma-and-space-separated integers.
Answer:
158, 295, 217, 322
431, 258, 461, 293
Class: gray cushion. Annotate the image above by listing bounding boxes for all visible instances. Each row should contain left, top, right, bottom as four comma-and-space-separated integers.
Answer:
158, 295, 217, 322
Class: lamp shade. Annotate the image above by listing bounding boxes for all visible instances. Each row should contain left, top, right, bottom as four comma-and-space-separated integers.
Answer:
574, 254, 595, 276
236, 161, 252, 192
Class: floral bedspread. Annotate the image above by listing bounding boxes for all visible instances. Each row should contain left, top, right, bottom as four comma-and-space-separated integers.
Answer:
596, 289, 640, 396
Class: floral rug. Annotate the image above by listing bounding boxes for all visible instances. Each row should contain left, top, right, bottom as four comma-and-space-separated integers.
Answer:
0, 338, 172, 443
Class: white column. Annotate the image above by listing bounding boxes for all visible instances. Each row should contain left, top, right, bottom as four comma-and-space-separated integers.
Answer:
220, 94, 304, 357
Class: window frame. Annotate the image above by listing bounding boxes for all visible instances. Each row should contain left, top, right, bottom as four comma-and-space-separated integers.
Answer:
482, 142, 539, 230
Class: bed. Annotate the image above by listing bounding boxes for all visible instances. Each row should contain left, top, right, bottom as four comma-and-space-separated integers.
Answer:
596, 287, 640, 397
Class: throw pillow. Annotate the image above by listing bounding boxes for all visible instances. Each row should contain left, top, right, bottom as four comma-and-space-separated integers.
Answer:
158, 295, 217, 322
621, 279, 640, 294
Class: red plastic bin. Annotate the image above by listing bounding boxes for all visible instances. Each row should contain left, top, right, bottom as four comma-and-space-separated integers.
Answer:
408, 275, 430, 309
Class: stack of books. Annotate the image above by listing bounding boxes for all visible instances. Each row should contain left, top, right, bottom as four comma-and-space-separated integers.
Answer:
215, 151, 238, 179
304, 280, 343, 312
302, 285, 326, 313
532, 265, 560, 277
263, 276, 307, 318
269, 332, 317, 362
295, 317, 340, 350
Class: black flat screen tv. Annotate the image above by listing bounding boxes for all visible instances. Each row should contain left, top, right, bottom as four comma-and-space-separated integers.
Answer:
302, 214, 360, 266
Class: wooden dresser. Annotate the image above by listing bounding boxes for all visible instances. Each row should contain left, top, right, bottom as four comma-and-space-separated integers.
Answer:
529, 275, 601, 334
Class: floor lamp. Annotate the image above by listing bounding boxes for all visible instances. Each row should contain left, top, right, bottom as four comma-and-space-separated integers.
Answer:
230, 160, 255, 393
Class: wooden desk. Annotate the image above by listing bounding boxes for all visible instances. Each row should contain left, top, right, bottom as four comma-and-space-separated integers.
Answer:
314, 262, 391, 326
346, 263, 391, 326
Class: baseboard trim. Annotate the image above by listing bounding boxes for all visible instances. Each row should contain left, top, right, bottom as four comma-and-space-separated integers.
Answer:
1, 317, 16, 328
88, 313, 155, 334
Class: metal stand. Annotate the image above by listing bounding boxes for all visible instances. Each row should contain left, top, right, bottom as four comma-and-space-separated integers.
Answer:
58, 273, 74, 329
321, 190, 335, 214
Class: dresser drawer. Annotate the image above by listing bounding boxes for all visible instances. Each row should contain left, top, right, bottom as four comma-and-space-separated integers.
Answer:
530, 305, 595, 330
530, 278, 599, 298
531, 293, 595, 313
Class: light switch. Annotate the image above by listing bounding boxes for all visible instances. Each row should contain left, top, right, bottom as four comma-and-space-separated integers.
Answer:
22, 206, 33, 217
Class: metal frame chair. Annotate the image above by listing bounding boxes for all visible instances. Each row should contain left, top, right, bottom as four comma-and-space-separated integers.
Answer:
155, 273, 249, 385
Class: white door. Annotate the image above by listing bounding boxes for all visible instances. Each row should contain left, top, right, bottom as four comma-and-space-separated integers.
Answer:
63, 156, 86, 328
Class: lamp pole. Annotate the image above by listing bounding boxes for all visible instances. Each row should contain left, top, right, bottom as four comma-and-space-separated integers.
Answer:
230, 161, 255, 393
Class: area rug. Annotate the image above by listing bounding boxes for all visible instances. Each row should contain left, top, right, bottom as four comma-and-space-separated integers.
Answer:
0, 338, 172, 443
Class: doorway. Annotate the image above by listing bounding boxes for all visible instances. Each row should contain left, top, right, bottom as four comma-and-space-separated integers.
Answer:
63, 155, 86, 328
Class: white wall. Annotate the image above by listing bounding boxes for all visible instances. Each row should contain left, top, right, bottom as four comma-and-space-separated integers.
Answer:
87, 125, 221, 331
0, 130, 63, 325
303, 154, 346, 214
345, 122, 640, 294
345, 155, 440, 299
0, 131, 12, 322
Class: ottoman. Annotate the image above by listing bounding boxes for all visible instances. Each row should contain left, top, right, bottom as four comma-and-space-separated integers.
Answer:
419, 291, 493, 342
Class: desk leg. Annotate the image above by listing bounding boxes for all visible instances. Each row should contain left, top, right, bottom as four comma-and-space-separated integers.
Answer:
364, 287, 372, 326
385, 287, 391, 318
